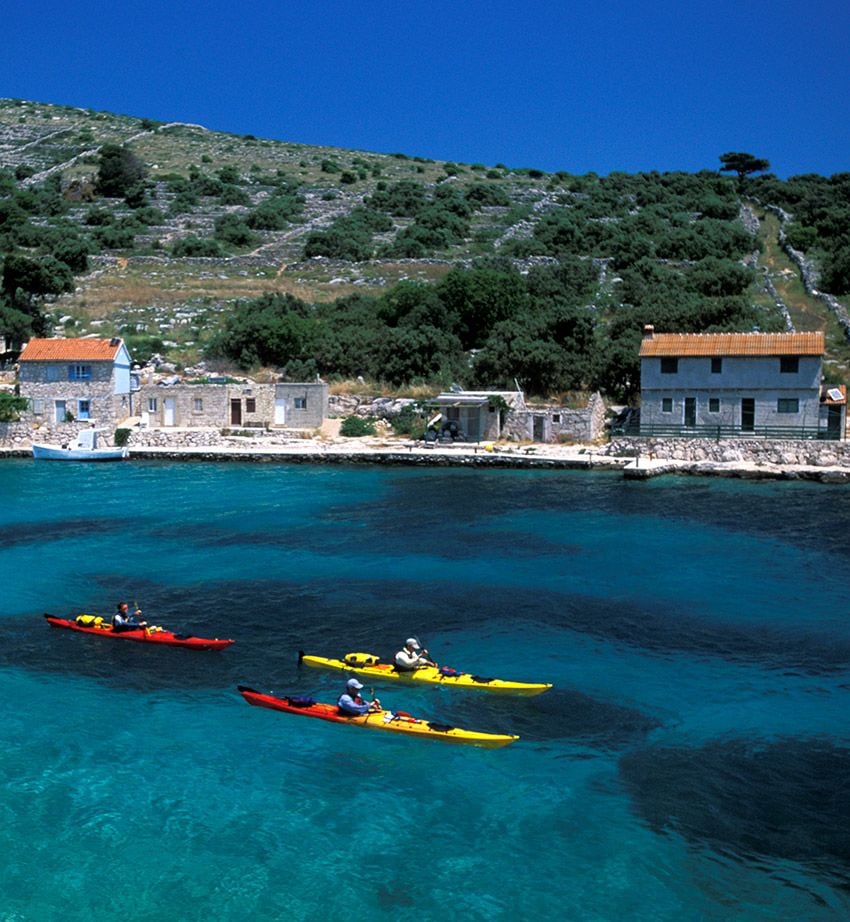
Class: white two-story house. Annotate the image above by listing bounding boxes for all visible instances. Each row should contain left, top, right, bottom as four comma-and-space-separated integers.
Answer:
18, 337, 135, 429
639, 327, 845, 439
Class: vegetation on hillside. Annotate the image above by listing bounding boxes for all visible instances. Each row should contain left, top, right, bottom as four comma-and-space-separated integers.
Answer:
1, 98, 848, 399
750, 172, 850, 296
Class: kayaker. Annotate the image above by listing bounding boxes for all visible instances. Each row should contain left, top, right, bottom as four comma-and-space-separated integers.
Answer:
112, 601, 147, 633
337, 678, 381, 716
394, 638, 436, 671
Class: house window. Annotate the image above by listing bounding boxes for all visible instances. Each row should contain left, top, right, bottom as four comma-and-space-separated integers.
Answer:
661, 398, 673, 413
552, 414, 560, 423
77, 399, 91, 420
777, 398, 799, 413
193, 398, 203, 412
711, 358, 722, 374
660, 358, 678, 374
294, 397, 307, 410
31, 398, 45, 415
47, 365, 61, 382
68, 365, 92, 381
245, 398, 256, 413
708, 398, 720, 413
148, 398, 158, 412
780, 357, 799, 374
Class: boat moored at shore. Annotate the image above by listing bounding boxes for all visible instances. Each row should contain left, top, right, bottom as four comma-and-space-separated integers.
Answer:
32, 427, 128, 461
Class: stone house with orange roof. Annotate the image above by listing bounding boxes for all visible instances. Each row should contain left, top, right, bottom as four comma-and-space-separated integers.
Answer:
17, 337, 136, 430
639, 326, 845, 439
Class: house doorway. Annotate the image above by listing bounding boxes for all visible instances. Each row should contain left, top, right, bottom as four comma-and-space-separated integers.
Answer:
741, 398, 755, 432
230, 399, 242, 426
54, 400, 66, 423
533, 416, 546, 442
827, 404, 843, 440
163, 398, 176, 426
274, 398, 286, 425
684, 397, 696, 427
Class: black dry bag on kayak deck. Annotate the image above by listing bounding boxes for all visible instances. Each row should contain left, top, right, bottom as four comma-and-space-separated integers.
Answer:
286, 696, 317, 708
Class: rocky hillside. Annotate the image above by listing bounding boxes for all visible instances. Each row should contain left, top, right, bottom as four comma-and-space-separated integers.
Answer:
1, 98, 848, 394
1, 99, 557, 354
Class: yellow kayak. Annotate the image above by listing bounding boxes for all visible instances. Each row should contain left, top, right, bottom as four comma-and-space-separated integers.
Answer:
298, 651, 552, 696
238, 687, 518, 748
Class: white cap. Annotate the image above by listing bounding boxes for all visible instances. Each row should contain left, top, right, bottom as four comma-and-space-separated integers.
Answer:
346, 678, 364, 690
405, 638, 420, 649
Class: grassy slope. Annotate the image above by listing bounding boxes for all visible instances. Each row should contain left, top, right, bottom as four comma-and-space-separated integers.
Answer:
752, 207, 850, 381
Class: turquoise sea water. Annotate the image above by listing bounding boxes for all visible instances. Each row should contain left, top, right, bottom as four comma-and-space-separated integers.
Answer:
1, 459, 849, 921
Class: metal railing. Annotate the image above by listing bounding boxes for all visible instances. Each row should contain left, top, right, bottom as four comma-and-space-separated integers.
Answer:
612, 421, 843, 441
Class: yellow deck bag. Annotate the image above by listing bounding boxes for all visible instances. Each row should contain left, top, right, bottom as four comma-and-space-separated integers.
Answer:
344, 652, 380, 667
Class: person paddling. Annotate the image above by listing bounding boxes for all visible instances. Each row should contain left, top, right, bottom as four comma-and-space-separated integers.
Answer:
112, 601, 147, 633
337, 678, 381, 716
394, 637, 436, 671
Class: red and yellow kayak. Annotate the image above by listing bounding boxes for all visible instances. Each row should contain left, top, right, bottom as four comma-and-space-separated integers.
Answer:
238, 686, 518, 748
44, 614, 234, 651
299, 651, 551, 696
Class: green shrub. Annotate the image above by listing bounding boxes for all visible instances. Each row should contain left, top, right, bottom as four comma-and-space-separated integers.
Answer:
217, 165, 241, 184
133, 206, 166, 225
340, 415, 377, 437
248, 194, 303, 230
219, 185, 251, 206
96, 144, 147, 197
0, 392, 28, 422
114, 428, 131, 447
170, 237, 224, 257
214, 214, 257, 247
389, 403, 425, 437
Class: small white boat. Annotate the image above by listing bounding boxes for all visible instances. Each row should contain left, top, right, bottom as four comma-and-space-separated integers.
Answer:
32, 427, 129, 462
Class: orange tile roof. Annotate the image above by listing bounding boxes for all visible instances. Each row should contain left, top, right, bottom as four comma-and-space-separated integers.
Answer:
18, 338, 124, 362
639, 331, 825, 357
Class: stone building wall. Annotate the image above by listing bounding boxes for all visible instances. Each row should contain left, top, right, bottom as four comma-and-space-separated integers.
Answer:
330, 392, 605, 444
19, 361, 126, 428
137, 384, 230, 428
136, 382, 327, 430
274, 382, 328, 429
505, 392, 606, 443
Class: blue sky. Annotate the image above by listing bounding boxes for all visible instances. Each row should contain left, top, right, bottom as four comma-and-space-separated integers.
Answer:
3, 0, 848, 177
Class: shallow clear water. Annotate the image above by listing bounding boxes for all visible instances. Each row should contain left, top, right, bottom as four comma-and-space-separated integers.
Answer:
1, 460, 849, 920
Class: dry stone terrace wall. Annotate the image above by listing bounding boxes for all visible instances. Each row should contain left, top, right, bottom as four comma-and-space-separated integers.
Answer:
127, 428, 225, 448
604, 436, 850, 467
0, 419, 117, 447
769, 205, 850, 342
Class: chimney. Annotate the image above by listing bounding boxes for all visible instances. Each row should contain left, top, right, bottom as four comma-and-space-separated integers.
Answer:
643, 324, 655, 338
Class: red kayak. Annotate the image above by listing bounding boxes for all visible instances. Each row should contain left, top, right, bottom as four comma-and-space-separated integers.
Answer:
44, 614, 234, 651
237, 686, 519, 748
